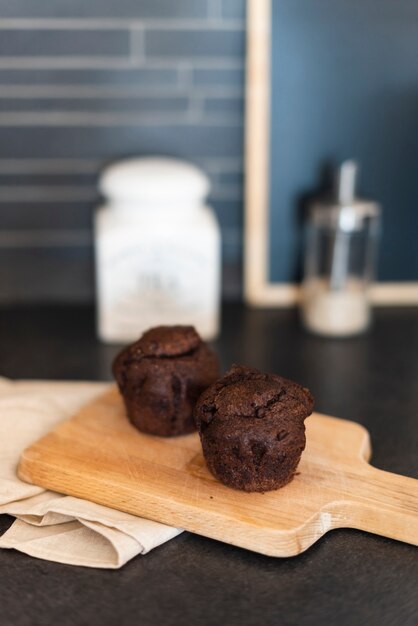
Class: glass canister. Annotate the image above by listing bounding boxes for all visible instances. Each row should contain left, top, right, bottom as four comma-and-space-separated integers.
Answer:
301, 161, 381, 337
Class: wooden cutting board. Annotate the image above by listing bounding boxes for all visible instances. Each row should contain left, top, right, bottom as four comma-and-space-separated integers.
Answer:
18, 387, 418, 557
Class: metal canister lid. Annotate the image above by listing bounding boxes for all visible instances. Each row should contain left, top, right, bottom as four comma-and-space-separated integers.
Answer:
309, 161, 380, 231
310, 199, 380, 231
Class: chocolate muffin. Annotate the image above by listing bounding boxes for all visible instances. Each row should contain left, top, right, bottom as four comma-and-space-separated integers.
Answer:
113, 325, 220, 437
194, 365, 314, 492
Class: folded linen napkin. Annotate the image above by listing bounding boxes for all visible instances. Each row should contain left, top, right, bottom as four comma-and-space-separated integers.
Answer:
0, 378, 181, 568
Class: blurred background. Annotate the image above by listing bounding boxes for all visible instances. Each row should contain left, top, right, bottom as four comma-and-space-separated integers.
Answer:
0, 0, 245, 303
0, 0, 417, 307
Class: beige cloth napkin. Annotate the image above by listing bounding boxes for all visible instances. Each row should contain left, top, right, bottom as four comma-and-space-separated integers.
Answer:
0, 377, 182, 568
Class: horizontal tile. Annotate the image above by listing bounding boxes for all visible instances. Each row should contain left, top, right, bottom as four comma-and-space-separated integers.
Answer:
203, 95, 244, 115
222, 0, 246, 20
0, 125, 243, 158
0, 173, 97, 186
211, 187, 242, 201
0, 56, 244, 70
0, 203, 95, 229
0, 229, 91, 247
221, 228, 242, 262
222, 259, 242, 299
0, 245, 94, 302
145, 27, 244, 58
0, 83, 243, 98
211, 198, 242, 230
0, 186, 96, 202
196, 156, 243, 173
0, 0, 210, 19
0, 29, 130, 57
0, 111, 242, 125
0, 113, 191, 125
217, 170, 244, 186
0, 96, 190, 113
0, 67, 179, 86
192, 67, 244, 87
0, 158, 102, 173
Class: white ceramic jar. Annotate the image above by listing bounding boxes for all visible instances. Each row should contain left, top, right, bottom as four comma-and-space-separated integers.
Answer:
94, 157, 221, 342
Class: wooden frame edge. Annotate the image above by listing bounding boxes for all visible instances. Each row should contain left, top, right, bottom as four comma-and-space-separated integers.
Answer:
244, 0, 271, 306
369, 283, 418, 306
243, 0, 418, 307
244, 282, 418, 308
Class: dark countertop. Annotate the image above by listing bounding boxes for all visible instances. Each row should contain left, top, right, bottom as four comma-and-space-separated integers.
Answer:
0, 304, 417, 626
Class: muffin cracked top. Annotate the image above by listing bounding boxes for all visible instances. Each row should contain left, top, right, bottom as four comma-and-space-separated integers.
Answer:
194, 365, 314, 492
113, 325, 220, 437
195, 364, 313, 428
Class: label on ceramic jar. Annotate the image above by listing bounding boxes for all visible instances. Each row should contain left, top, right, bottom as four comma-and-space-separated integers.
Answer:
98, 240, 218, 341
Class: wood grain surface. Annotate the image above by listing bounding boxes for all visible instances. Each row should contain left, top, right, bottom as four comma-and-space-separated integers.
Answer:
18, 387, 418, 557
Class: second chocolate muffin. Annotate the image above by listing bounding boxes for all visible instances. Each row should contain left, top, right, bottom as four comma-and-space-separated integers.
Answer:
194, 365, 314, 492
113, 325, 220, 437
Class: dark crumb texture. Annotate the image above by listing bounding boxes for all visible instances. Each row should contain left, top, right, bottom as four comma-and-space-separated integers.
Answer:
194, 364, 314, 492
113, 325, 220, 437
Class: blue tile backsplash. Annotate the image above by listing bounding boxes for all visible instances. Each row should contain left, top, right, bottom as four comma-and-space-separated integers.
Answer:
0, 0, 212, 19
0, 29, 131, 57
0, 0, 245, 302
145, 28, 244, 59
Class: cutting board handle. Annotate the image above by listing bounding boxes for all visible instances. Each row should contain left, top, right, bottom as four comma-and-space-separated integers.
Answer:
342, 463, 418, 546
